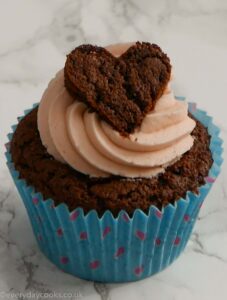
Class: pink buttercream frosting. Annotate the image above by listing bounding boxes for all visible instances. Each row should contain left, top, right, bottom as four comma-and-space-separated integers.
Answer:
37, 43, 196, 178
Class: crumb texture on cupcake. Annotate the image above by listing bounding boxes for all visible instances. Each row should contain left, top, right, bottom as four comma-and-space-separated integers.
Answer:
64, 42, 171, 135
11, 108, 212, 216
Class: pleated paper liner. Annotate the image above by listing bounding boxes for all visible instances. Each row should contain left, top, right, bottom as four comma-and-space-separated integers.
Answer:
5, 100, 223, 282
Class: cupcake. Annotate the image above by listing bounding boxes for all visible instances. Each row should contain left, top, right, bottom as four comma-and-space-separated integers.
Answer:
6, 42, 223, 282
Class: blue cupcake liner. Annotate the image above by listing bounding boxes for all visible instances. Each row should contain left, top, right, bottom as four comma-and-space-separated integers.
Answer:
5, 100, 223, 282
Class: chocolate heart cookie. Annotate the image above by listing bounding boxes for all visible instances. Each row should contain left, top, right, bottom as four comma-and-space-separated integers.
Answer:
64, 42, 171, 135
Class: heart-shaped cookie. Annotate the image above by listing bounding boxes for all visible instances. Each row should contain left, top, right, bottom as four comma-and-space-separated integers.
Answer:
64, 42, 171, 135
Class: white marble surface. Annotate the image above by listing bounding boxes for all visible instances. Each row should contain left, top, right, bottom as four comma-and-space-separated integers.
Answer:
0, 0, 227, 299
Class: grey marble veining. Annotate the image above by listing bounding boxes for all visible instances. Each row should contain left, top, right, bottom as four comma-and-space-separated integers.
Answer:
0, 0, 227, 299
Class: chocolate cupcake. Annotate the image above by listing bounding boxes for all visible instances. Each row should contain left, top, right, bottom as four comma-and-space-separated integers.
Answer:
6, 42, 223, 282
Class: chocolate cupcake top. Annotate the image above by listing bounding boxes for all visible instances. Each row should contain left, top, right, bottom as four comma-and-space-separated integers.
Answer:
11, 108, 213, 215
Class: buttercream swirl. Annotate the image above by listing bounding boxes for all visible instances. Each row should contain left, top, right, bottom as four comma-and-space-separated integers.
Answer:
38, 44, 196, 178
